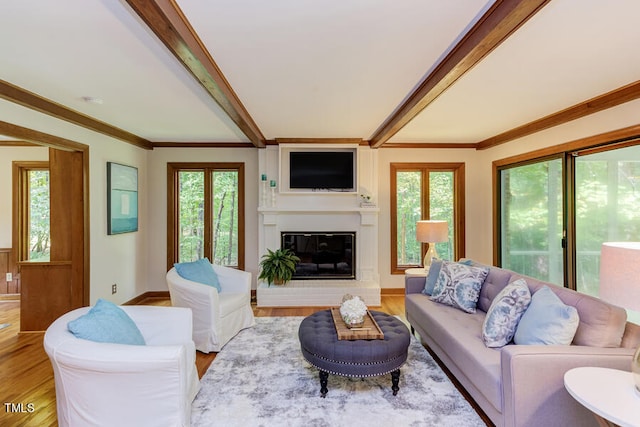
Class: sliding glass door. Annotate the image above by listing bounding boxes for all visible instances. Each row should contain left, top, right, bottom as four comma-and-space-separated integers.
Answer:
499, 157, 564, 284
575, 145, 640, 297
498, 143, 640, 292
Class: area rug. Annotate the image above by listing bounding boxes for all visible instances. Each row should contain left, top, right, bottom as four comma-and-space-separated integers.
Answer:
192, 316, 486, 427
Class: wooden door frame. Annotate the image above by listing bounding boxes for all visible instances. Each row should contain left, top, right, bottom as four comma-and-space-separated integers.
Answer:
2, 124, 91, 313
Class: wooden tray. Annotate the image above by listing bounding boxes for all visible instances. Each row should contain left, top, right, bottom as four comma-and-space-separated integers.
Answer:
331, 308, 384, 340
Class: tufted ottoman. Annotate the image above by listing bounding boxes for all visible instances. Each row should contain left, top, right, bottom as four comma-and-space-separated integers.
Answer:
298, 309, 411, 397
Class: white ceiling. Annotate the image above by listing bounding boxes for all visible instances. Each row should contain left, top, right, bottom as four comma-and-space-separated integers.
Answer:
0, 0, 639, 147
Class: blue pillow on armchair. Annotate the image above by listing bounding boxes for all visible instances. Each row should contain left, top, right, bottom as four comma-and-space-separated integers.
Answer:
67, 299, 146, 345
174, 258, 221, 292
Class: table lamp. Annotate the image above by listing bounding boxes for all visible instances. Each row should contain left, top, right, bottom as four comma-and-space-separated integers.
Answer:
416, 220, 448, 270
599, 242, 640, 395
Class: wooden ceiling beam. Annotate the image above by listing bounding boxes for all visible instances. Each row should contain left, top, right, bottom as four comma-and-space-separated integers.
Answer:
369, 0, 551, 148
0, 120, 88, 152
0, 80, 153, 149
126, 0, 266, 148
476, 80, 640, 149
274, 138, 365, 145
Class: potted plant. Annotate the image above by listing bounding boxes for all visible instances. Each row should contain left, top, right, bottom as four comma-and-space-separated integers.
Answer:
258, 248, 300, 285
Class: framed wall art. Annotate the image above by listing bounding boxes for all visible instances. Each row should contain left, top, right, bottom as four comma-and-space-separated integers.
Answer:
107, 162, 138, 235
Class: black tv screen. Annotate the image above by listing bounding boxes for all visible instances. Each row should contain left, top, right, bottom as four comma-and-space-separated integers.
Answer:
289, 151, 354, 190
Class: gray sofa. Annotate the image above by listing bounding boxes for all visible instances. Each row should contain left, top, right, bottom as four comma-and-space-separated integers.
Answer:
405, 260, 640, 427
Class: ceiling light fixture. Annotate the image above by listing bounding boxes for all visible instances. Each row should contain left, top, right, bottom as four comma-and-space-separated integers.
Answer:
81, 96, 104, 105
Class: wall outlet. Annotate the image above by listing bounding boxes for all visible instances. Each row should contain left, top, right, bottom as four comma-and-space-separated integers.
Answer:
5, 273, 12, 282
111, 284, 117, 294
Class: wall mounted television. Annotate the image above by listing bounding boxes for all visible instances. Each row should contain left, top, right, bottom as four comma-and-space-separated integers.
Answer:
289, 151, 355, 190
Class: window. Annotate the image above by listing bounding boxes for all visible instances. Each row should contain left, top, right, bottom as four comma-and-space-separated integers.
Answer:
13, 162, 50, 261
390, 163, 465, 273
168, 163, 245, 270
496, 141, 640, 293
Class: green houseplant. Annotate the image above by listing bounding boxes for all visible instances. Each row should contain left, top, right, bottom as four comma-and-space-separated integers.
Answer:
258, 248, 300, 285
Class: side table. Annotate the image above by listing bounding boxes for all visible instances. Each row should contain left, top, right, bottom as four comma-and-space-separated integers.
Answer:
564, 367, 640, 427
404, 267, 429, 278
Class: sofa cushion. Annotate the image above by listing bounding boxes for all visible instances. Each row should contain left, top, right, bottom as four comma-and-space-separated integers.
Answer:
67, 299, 146, 345
174, 258, 221, 292
482, 278, 531, 348
406, 294, 503, 412
431, 261, 489, 313
514, 286, 579, 345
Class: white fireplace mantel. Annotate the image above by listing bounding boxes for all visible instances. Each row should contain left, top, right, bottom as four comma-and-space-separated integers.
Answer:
257, 145, 380, 307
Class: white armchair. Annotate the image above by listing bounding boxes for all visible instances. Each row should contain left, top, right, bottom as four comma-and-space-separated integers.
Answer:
166, 264, 255, 353
44, 305, 200, 427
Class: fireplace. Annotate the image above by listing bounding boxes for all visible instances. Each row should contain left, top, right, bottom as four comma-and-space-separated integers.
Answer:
281, 232, 355, 279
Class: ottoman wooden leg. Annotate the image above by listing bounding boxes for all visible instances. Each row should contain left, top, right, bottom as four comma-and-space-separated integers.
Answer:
391, 369, 401, 395
319, 370, 329, 398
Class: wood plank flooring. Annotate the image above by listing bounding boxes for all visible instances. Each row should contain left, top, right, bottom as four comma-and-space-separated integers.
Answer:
0, 296, 408, 426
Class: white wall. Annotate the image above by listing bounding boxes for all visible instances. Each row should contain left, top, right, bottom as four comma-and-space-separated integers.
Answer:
144, 100, 640, 292
88, 141, 149, 304
146, 147, 259, 291
0, 146, 49, 248
376, 147, 488, 289
6, 99, 636, 300
376, 100, 640, 289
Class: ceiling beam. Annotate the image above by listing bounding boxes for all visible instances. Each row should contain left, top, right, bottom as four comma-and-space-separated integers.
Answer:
0, 120, 88, 152
476, 80, 640, 149
152, 141, 256, 148
0, 80, 153, 149
380, 142, 477, 149
274, 138, 365, 145
369, 0, 551, 148
126, 0, 266, 148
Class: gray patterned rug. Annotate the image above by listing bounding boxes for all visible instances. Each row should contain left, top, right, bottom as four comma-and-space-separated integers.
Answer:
192, 316, 486, 427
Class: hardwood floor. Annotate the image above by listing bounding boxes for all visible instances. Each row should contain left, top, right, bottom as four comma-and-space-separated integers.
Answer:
0, 296, 407, 426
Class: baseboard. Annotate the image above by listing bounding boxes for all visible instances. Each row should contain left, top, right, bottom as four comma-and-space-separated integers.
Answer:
124, 291, 170, 305
126, 288, 400, 306
381, 288, 405, 296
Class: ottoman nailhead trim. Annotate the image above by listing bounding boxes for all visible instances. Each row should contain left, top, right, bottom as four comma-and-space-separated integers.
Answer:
308, 351, 406, 367
305, 359, 405, 378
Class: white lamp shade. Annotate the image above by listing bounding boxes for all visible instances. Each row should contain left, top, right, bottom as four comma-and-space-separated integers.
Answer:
416, 220, 448, 243
599, 242, 640, 312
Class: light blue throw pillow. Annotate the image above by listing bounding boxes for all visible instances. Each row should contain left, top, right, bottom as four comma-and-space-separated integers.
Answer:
430, 261, 489, 313
67, 299, 145, 345
482, 279, 532, 348
514, 286, 580, 345
422, 259, 442, 295
174, 258, 221, 291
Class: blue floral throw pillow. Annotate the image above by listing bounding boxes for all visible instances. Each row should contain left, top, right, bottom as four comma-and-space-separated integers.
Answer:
482, 279, 532, 348
430, 261, 489, 313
